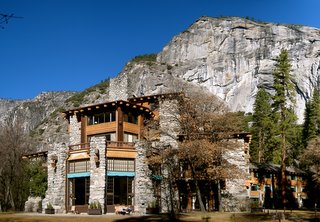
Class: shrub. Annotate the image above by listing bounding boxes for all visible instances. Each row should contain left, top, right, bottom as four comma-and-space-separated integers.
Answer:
46, 202, 53, 209
89, 201, 101, 209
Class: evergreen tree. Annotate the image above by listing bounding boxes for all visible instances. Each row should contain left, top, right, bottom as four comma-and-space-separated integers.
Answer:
303, 89, 320, 147
271, 48, 297, 208
250, 88, 274, 162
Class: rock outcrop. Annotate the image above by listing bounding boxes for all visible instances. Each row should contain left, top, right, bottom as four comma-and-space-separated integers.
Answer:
129, 16, 320, 123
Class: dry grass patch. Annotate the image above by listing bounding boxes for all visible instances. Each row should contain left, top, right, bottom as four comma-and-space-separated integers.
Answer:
1, 211, 320, 222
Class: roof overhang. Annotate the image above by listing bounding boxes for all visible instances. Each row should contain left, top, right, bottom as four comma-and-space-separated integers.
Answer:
63, 100, 154, 120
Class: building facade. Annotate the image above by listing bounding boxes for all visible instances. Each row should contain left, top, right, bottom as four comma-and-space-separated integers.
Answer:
246, 163, 307, 209
41, 93, 251, 214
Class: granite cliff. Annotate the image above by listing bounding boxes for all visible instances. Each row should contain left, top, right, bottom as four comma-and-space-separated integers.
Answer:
124, 16, 320, 123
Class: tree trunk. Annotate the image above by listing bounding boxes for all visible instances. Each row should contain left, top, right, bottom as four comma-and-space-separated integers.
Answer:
271, 173, 276, 208
217, 180, 222, 212
194, 179, 206, 211
189, 162, 205, 212
281, 131, 286, 209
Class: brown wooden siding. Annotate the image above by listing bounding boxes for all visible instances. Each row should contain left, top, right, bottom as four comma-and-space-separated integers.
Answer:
106, 150, 137, 158
117, 107, 123, 142
86, 122, 117, 135
123, 122, 140, 134
81, 116, 87, 143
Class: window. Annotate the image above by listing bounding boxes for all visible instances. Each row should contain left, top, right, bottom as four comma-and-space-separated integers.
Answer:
124, 132, 138, 143
105, 132, 116, 141
88, 133, 116, 143
290, 186, 297, 192
289, 175, 297, 181
69, 160, 90, 173
251, 184, 258, 191
266, 174, 271, 178
107, 158, 135, 172
87, 111, 116, 125
123, 111, 138, 124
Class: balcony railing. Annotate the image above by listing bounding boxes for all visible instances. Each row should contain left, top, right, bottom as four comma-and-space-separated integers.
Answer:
68, 141, 135, 152
68, 143, 90, 152
106, 141, 135, 149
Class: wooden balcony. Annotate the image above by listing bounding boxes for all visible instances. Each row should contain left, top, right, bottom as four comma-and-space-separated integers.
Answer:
68, 143, 90, 153
106, 141, 135, 149
106, 141, 136, 158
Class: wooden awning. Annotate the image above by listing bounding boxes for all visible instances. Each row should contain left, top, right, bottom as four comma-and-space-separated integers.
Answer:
68, 152, 90, 161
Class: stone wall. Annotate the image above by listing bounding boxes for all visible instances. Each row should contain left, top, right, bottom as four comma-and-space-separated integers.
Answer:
222, 138, 250, 212
43, 142, 68, 213
158, 99, 180, 213
24, 196, 42, 212
89, 136, 106, 213
69, 115, 81, 145
134, 142, 153, 214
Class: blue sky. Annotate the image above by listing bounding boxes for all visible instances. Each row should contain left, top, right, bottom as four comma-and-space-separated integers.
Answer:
1, 0, 319, 100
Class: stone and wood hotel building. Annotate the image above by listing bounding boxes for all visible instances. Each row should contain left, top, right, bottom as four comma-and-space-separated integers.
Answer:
40, 93, 253, 214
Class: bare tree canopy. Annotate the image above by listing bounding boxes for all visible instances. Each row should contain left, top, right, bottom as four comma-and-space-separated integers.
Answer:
144, 87, 247, 213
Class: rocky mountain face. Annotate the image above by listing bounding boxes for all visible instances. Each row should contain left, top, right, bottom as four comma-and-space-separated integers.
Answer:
1, 16, 320, 152
0, 92, 75, 151
103, 16, 320, 125
127, 16, 320, 123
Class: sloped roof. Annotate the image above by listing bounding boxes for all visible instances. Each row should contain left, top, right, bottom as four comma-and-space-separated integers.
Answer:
250, 162, 306, 175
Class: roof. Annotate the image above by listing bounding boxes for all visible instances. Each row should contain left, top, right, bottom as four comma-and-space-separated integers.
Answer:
250, 162, 306, 175
63, 100, 154, 119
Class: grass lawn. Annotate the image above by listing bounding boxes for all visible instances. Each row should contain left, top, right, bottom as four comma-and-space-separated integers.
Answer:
0, 210, 319, 222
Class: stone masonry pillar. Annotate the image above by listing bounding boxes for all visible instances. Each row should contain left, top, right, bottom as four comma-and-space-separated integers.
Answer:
89, 136, 106, 213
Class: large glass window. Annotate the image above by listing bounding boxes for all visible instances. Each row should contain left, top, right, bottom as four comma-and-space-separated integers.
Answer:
106, 132, 116, 141
124, 132, 138, 143
87, 111, 116, 125
107, 158, 135, 172
123, 111, 138, 124
106, 176, 134, 206
69, 160, 90, 173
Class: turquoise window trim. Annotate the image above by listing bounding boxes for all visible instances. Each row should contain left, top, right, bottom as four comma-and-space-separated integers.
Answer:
107, 171, 135, 177
67, 172, 90, 178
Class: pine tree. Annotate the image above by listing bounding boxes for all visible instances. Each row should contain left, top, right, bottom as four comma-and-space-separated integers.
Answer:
271, 48, 297, 208
303, 89, 320, 147
251, 88, 274, 162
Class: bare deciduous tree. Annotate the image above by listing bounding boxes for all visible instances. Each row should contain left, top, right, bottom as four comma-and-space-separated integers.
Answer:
144, 87, 246, 213
0, 114, 32, 211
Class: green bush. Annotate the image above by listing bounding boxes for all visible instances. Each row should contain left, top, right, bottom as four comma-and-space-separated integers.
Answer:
130, 54, 157, 63
89, 201, 101, 209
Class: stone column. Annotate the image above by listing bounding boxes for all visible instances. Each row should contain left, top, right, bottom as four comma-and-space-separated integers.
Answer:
222, 138, 250, 212
89, 136, 106, 213
69, 115, 81, 145
43, 142, 68, 213
158, 99, 180, 213
134, 142, 153, 214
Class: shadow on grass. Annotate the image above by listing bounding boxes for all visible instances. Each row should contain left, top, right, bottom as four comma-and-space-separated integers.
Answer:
114, 213, 197, 222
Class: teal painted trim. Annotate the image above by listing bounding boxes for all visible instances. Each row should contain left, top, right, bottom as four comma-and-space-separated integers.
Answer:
67, 172, 90, 178
107, 171, 135, 177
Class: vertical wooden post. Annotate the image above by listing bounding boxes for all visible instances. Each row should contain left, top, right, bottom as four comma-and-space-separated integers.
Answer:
117, 107, 123, 142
